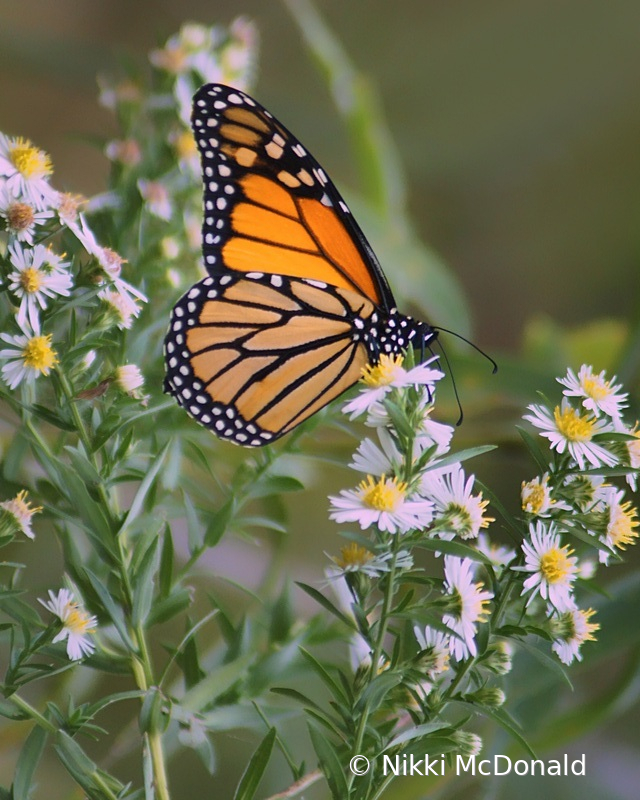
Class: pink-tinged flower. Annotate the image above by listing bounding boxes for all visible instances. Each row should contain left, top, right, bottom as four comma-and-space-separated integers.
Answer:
558, 364, 627, 419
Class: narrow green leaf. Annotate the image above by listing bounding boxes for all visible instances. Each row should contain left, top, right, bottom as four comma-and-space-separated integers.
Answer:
516, 425, 550, 474
132, 539, 159, 627
119, 441, 170, 535
159, 524, 174, 598
84, 567, 135, 650
248, 475, 304, 499
295, 583, 355, 629
181, 653, 254, 713
233, 728, 276, 800
205, 498, 234, 548
308, 723, 348, 800
13, 723, 48, 800
299, 648, 348, 704
384, 722, 450, 751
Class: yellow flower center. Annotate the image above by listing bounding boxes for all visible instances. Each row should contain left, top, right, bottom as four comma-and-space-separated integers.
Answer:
522, 481, 546, 514
360, 474, 407, 511
12, 489, 42, 519
335, 542, 373, 569
10, 138, 52, 178
361, 354, 404, 387
540, 546, 574, 584
65, 604, 97, 635
608, 501, 639, 550
22, 335, 58, 373
582, 375, 609, 401
7, 201, 35, 231
554, 405, 595, 442
20, 267, 44, 294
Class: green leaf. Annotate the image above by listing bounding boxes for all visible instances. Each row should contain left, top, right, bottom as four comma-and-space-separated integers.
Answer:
308, 723, 348, 800
299, 648, 349, 705
181, 653, 254, 713
295, 583, 355, 629
146, 588, 193, 627
83, 568, 135, 650
132, 538, 158, 627
516, 425, 550, 474
159, 524, 174, 599
384, 722, 450, 751
118, 440, 170, 535
204, 498, 234, 548
232, 727, 276, 800
248, 475, 304, 499
13, 723, 48, 800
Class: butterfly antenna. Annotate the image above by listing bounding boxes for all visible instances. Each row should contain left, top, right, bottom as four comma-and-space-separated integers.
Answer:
432, 326, 498, 374
432, 337, 465, 426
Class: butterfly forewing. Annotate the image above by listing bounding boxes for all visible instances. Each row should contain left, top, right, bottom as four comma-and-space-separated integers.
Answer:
191, 83, 395, 309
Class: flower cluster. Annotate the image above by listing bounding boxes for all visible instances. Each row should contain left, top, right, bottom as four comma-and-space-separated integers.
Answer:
514, 364, 638, 663
328, 352, 497, 672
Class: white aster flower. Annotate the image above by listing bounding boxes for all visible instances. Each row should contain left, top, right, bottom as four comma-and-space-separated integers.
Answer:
549, 606, 599, 665
343, 354, 444, 419
329, 474, 433, 534
349, 428, 402, 476
524, 399, 618, 470
475, 533, 516, 569
326, 542, 410, 579
0, 186, 53, 244
414, 625, 451, 677
98, 287, 142, 330
558, 364, 627, 419
612, 418, 640, 491
521, 473, 569, 516
115, 364, 145, 398
442, 556, 493, 661
414, 398, 454, 455
7, 242, 73, 331
597, 485, 639, 565
138, 179, 173, 221
39, 588, 97, 661
518, 521, 578, 612
0, 490, 41, 539
0, 326, 58, 389
0, 134, 58, 209
421, 465, 493, 541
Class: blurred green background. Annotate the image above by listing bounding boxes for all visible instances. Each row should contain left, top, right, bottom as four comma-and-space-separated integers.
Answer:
1, 1, 639, 798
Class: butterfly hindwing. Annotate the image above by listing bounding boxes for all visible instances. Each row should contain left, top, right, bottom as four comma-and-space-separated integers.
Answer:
191, 83, 395, 308
164, 272, 378, 446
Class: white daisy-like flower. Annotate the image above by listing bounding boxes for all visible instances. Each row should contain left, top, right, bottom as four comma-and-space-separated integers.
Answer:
414, 625, 451, 677
115, 364, 145, 398
349, 428, 402, 476
518, 521, 578, 612
597, 485, 639, 565
326, 542, 410, 579
0, 134, 58, 209
558, 365, 627, 419
521, 473, 570, 516
0, 186, 53, 244
342, 354, 444, 420
549, 606, 599, 665
7, 242, 73, 332
475, 533, 516, 569
0, 490, 41, 539
0, 325, 58, 389
98, 286, 143, 330
421, 465, 493, 541
414, 399, 454, 455
329, 474, 433, 534
138, 179, 173, 221
442, 556, 493, 661
105, 138, 142, 167
39, 588, 97, 661
524, 399, 618, 470
612, 418, 640, 492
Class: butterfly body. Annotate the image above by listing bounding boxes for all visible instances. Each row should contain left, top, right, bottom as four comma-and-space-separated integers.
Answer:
164, 83, 436, 446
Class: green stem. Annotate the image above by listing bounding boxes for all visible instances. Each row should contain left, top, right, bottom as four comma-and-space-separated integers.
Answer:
56, 367, 171, 800
10, 693, 57, 733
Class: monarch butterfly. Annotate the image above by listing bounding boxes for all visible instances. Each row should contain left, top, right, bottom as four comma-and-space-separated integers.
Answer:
164, 83, 437, 447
